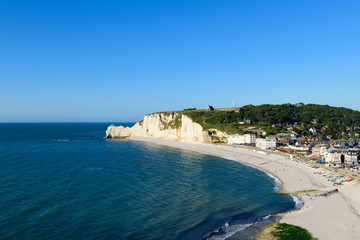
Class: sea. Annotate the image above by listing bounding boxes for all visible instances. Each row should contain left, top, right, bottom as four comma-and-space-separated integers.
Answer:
0, 123, 296, 240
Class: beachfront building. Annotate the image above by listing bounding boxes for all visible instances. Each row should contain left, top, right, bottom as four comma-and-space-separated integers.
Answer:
324, 150, 342, 164
323, 146, 356, 164
345, 151, 360, 165
312, 144, 321, 157
288, 145, 309, 154
311, 144, 330, 158
276, 145, 309, 154
256, 138, 276, 150
227, 134, 256, 145
227, 134, 242, 145
320, 145, 331, 158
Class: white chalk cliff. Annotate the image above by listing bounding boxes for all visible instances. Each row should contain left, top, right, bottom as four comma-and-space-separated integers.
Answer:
106, 112, 227, 144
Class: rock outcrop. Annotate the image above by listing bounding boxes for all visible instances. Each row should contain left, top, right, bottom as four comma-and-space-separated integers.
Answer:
106, 112, 227, 144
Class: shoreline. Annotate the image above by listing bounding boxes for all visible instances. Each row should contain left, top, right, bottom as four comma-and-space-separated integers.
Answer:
127, 136, 360, 240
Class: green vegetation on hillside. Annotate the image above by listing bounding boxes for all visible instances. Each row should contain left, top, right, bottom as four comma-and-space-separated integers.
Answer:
180, 109, 245, 134
177, 103, 360, 138
162, 113, 182, 130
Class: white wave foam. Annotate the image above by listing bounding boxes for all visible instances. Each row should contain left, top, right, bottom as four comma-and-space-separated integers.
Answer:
206, 222, 252, 240
291, 194, 304, 209
206, 214, 273, 240
262, 214, 271, 220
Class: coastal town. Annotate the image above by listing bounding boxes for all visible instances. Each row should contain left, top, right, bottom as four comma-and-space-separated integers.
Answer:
228, 132, 360, 166
201, 103, 360, 187
202, 103, 360, 168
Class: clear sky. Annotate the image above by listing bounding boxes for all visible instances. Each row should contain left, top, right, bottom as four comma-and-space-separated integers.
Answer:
1, 0, 359, 122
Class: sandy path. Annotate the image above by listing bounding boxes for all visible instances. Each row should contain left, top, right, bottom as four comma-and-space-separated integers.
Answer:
128, 137, 360, 240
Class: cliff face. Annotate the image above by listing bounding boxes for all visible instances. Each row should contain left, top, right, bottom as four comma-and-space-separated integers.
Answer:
106, 112, 226, 143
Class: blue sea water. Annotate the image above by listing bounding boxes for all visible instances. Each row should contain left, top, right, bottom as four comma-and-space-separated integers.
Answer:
0, 123, 295, 240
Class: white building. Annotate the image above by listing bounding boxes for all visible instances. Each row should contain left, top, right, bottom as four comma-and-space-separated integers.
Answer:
227, 134, 256, 145
288, 145, 309, 154
309, 127, 318, 134
256, 138, 276, 150
324, 151, 342, 163
325, 150, 360, 165
345, 151, 360, 165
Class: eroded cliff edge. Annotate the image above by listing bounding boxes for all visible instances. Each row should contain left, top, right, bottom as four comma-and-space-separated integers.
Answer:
106, 112, 227, 144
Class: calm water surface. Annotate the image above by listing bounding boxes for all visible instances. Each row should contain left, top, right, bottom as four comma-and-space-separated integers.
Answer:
0, 123, 295, 239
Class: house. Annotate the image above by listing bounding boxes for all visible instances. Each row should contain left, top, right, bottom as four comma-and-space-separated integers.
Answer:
324, 150, 342, 164
346, 127, 353, 132
311, 144, 330, 158
297, 137, 323, 146
312, 119, 319, 124
234, 108, 244, 113
319, 145, 331, 158
348, 138, 356, 147
311, 144, 321, 157
227, 134, 242, 145
206, 104, 214, 111
324, 148, 360, 165
330, 139, 349, 148
276, 133, 297, 144
227, 134, 256, 145
244, 117, 251, 124
256, 137, 276, 150
276, 133, 291, 144
345, 151, 360, 165
309, 127, 318, 134
276, 133, 292, 139
324, 146, 344, 163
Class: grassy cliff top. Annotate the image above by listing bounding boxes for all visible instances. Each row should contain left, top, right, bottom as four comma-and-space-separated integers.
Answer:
172, 103, 360, 138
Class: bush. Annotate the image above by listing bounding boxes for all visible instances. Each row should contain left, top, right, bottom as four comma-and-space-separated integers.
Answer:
272, 223, 316, 240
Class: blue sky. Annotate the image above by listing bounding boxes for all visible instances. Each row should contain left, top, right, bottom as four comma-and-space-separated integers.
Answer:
1, 0, 359, 122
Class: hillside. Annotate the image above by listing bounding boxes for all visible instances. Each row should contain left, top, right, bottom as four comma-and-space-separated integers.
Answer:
177, 103, 360, 139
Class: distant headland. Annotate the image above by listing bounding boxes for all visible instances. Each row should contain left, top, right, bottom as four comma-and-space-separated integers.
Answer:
106, 103, 360, 144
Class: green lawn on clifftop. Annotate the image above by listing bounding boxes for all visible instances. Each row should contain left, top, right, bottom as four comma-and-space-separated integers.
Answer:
176, 103, 360, 138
